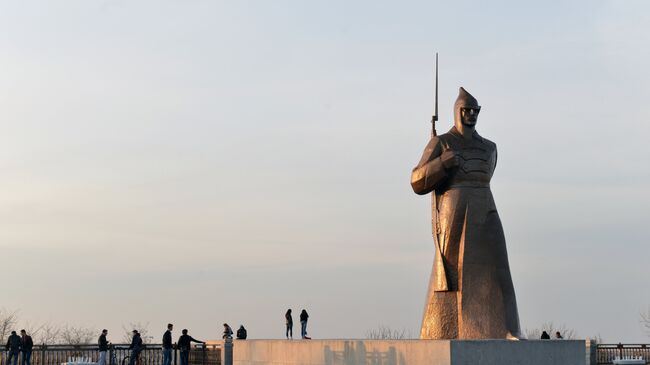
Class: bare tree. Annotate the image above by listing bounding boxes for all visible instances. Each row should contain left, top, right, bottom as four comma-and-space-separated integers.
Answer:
525, 322, 576, 340
365, 325, 412, 340
21, 320, 46, 343
0, 308, 19, 344
60, 325, 96, 345
122, 322, 153, 344
588, 333, 603, 344
19, 320, 63, 345
34, 323, 63, 344
641, 307, 650, 338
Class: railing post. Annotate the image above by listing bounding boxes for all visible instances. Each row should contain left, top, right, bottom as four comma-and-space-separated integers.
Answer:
201, 344, 206, 365
173, 343, 177, 365
41, 344, 47, 365
586, 340, 597, 365
223, 338, 232, 365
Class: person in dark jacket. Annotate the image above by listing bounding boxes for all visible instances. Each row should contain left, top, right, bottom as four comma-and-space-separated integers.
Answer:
177, 329, 204, 365
540, 331, 550, 340
98, 329, 109, 365
128, 330, 143, 365
285, 309, 293, 339
222, 324, 233, 340
162, 324, 173, 365
299, 310, 310, 339
20, 330, 33, 365
5, 331, 21, 365
236, 325, 247, 340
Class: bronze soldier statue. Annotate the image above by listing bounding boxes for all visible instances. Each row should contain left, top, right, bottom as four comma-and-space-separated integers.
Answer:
411, 87, 522, 340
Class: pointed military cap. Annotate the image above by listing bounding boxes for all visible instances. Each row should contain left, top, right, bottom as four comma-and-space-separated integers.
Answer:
454, 87, 480, 110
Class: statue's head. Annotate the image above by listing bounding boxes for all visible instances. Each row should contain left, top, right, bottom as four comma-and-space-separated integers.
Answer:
454, 87, 481, 130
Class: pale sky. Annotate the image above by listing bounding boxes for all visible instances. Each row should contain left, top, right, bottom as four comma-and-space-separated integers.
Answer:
1, 0, 649, 343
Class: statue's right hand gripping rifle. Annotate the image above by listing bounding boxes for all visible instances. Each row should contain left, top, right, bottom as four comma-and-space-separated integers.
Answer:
430, 53, 449, 292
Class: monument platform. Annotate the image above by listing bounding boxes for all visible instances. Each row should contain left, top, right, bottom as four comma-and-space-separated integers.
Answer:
211, 339, 590, 365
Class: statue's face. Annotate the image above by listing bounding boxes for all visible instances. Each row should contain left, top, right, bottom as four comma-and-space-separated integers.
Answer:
460, 107, 480, 127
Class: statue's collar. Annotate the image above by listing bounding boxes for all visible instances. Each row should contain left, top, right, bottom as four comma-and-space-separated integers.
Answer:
449, 126, 483, 142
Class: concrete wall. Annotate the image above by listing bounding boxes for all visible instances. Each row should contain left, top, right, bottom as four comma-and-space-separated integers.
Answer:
215, 339, 586, 365
226, 340, 450, 365
450, 340, 585, 364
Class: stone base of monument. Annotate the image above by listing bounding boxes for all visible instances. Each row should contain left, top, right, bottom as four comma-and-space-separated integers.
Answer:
208, 339, 591, 365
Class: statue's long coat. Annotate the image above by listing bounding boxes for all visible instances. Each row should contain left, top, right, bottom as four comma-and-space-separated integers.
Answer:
411, 126, 521, 339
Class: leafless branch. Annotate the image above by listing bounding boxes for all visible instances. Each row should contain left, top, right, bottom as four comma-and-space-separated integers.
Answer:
35, 323, 63, 344
0, 308, 19, 344
60, 325, 96, 345
640, 307, 650, 338
122, 322, 153, 344
365, 325, 412, 340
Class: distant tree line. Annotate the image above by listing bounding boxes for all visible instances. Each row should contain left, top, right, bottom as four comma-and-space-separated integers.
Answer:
0, 308, 153, 345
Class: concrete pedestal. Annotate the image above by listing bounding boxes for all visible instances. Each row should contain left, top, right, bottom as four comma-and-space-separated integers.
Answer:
210, 339, 588, 365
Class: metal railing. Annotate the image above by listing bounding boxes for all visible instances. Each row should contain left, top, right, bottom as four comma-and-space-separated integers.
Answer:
597, 344, 649, 364
9, 342, 648, 365
0, 344, 220, 365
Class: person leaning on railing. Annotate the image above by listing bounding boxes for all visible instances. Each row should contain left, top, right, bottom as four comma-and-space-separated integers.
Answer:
5, 331, 21, 365
20, 330, 33, 365
177, 329, 205, 365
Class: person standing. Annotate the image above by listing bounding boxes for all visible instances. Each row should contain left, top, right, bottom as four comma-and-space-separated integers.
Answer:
128, 330, 143, 365
162, 324, 173, 365
299, 310, 309, 339
20, 330, 33, 365
285, 309, 293, 339
5, 331, 21, 365
98, 329, 109, 365
177, 329, 204, 365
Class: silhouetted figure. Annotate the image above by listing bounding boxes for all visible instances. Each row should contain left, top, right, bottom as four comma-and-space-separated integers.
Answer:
300, 310, 310, 339
128, 330, 143, 365
222, 324, 233, 339
540, 331, 550, 340
555, 331, 563, 339
178, 329, 205, 365
20, 330, 33, 365
285, 309, 293, 339
162, 324, 174, 365
236, 325, 247, 340
98, 329, 109, 365
5, 331, 21, 365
